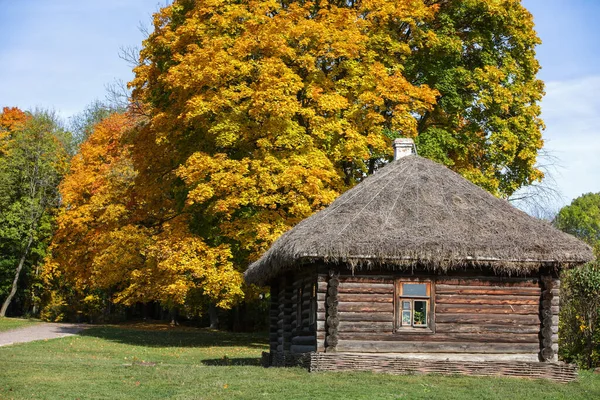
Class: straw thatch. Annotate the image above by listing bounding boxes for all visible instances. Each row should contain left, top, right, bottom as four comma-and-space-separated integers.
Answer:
245, 155, 593, 285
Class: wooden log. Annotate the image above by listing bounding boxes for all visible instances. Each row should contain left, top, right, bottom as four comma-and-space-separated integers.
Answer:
291, 336, 317, 345
325, 273, 340, 352
335, 340, 540, 353
541, 308, 553, 319
337, 293, 393, 303
327, 316, 340, 327
436, 295, 539, 305
326, 336, 339, 347
437, 277, 539, 287
541, 347, 554, 361
338, 282, 394, 294
290, 344, 316, 353
436, 313, 540, 325
326, 296, 338, 307
336, 332, 540, 343
542, 336, 553, 348
435, 323, 540, 335
338, 275, 394, 283
435, 285, 541, 296
338, 312, 395, 322
435, 304, 538, 315
337, 302, 394, 313
338, 321, 394, 333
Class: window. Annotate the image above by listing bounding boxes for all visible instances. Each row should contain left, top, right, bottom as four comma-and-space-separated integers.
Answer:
395, 280, 432, 331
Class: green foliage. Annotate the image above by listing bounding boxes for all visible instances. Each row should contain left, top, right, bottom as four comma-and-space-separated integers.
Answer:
556, 193, 600, 368
555, 193, 600, 255
69, 99, 124, 147
559, 263, 600, 368
407, 0, 545, 197
0, 109, 71, 316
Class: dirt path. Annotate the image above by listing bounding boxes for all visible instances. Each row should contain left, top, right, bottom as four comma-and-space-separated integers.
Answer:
0, 322, 87, 347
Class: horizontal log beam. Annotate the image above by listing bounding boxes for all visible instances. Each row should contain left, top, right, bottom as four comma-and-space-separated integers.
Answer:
435, 285, 540, 296
338, 312, 395, 322
436, 313, 540, 325
338, 276, 394, 284
338, 302, 394, 313
336, 332, 540, 344
337, 283, 394, 295
291, 336, 317, 345
337, 294, 392, 303
435, 304, 538, 315
290, 344, 316, 353
437, 278, 539, 287
436, 323, 540, 335
436, 295, 539, 305
338, 321, 394, 333
335, 340, 540, 354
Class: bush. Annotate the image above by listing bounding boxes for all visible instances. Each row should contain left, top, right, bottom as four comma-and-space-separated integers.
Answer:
559, 262, 600, 368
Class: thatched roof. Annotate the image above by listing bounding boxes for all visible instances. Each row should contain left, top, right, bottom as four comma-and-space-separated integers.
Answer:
245, 155, 594, 285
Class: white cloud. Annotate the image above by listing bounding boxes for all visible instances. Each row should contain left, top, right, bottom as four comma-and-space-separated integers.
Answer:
538, 76, 600, 208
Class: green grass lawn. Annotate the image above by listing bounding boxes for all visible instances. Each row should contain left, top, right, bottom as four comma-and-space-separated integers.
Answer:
0, 317, 40, 332
0, 323, 599, 399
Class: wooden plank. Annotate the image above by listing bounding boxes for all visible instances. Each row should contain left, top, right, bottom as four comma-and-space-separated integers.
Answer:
336, 332, 539, 343
435, 285, 540, 296
436, 295, 539, 305
436, 304, 538, 315
338, 302, 394, 313
337, 293, 393, 303
436, 323, 540, 335
335, 340, 540, 353
436, 313, 540, 325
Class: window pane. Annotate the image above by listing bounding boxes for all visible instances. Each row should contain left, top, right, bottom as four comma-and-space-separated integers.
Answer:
402, 283, 427, 296
402, 301, 411, 310
413, 300, 427, 327
402, 310, 411, 326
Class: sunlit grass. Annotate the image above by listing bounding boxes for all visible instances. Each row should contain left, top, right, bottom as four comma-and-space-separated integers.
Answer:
0, 322, 599, 399
0, 317, 40, 332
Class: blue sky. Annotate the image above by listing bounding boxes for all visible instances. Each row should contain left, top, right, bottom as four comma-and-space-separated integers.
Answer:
0, 0, 598, 213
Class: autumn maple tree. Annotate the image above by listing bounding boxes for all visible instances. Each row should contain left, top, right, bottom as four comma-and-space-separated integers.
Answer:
127, 0, 544, 267
46, 112, 243, 320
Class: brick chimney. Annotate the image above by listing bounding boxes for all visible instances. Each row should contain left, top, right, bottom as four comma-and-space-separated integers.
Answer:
392, 138, 416, 160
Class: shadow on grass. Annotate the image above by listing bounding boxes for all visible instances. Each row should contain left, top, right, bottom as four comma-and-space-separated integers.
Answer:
79, 325, 268, 349
201, 357, 262, 366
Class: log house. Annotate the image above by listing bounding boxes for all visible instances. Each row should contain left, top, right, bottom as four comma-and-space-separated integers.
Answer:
246, 139, 594, 381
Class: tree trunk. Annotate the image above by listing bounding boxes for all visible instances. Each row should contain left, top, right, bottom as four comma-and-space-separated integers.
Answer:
1, 234, 34, 317
209, 302, 219, 329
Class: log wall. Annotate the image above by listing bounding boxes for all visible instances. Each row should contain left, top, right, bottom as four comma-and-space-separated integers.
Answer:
270, 272, 317, 356
322, 272, 552, 360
